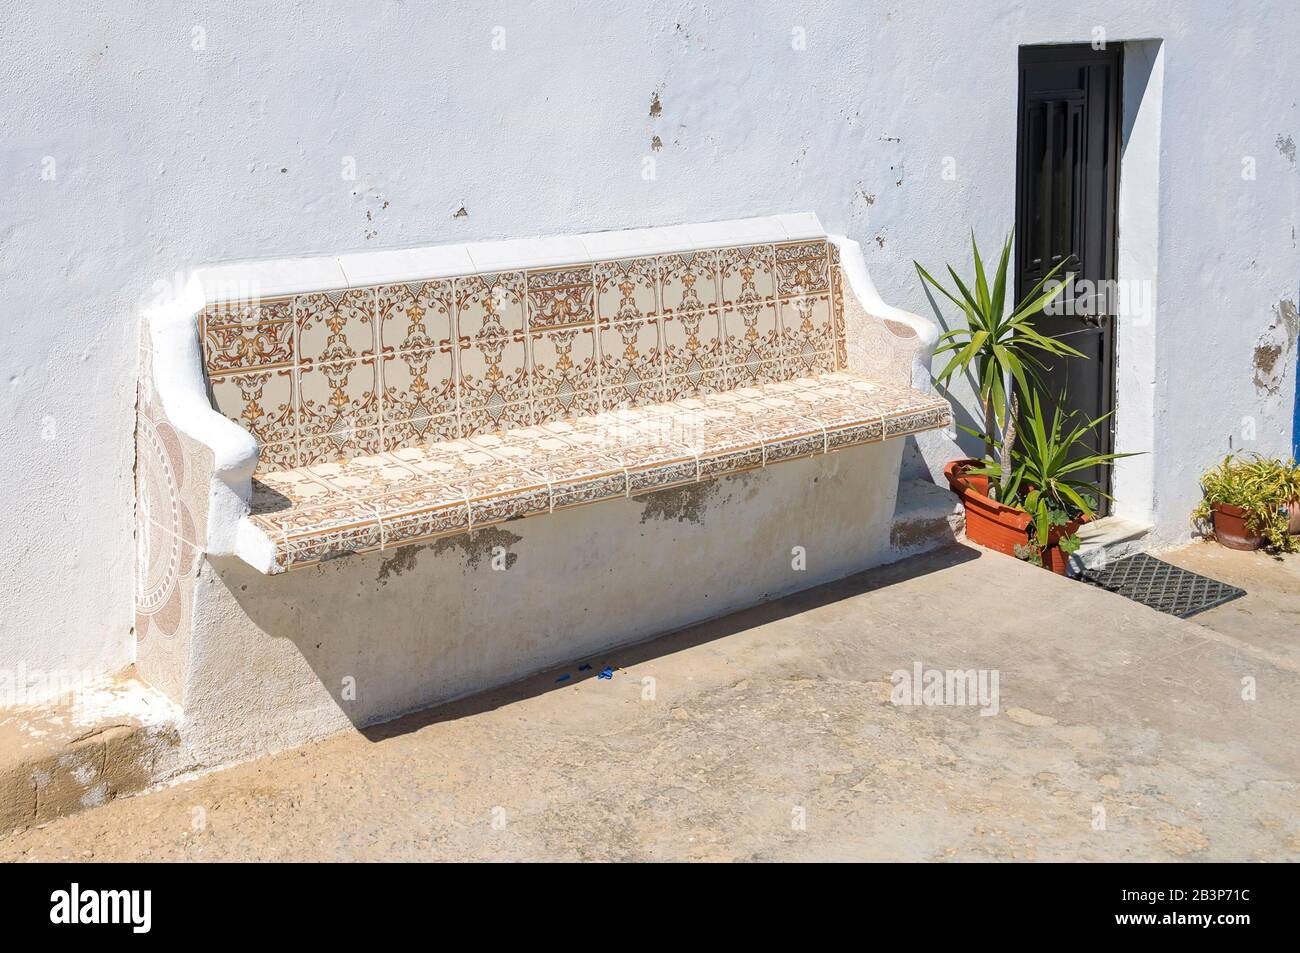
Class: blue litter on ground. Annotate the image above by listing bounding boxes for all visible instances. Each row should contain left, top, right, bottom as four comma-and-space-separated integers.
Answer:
597, 667, 614, 680
578, 664, 592, 672
555, 673, 571, 683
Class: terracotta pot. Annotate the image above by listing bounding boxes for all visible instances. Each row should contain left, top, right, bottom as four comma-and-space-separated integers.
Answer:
1210, 502, 1264, 551
943, 459, 1084, 575
1288, 499, 1300, 536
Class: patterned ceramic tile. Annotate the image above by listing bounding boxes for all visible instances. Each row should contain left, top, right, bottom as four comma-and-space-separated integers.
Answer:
201, 295, 295, 331
718, 245, 776, 309
296, 288, 378, 366
297, 358, 380, 437
378, 497, 471, 547
774, 240, 830, 297
527, 266, 595, 331
381, 350, 457, 424
722, 301, 782, 370
377, 280, 456, 355
383, 415, 460, 450
461, 400, 535, 437
306, 453, 425, 499
297, 426, 384, 468
658, 250, 720, 315
204, 317, 295, 374
663, 307, 725, 378
249, 366, 950, 571
662, 370, 728, 402
255, 440, 298, 474
210, 368, 296, 447
779, 294, 836, 365
455, 272, 529, 415
830, 263, 847, 369
531, 325, 598, 400
595, 258, 658, 325
535, 389, 602, 424
281, 519, 384, 569
599, 315, 662, 407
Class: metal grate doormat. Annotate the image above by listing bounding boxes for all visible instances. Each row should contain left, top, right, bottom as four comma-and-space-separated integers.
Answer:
1080, 552, 1246, 619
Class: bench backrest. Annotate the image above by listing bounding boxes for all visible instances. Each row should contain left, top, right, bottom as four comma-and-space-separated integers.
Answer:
200, 222, 847, 473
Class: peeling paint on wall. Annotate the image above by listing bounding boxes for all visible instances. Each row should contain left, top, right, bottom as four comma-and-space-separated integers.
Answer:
1253, 299, 1299, 395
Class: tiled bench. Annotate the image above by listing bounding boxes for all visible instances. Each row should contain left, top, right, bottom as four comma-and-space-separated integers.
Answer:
138, 213, 950, 581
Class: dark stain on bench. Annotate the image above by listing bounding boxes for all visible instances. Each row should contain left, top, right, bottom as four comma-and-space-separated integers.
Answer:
377, 544, 428, 586
434, 526, 522, 570
639, 481, 720, 525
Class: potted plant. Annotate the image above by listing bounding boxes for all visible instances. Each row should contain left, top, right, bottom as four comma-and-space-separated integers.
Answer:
917, 230, 1081, 468
1193, 454, 1300, 552
918, 230, 1085, 564
953, 390, 1130, 574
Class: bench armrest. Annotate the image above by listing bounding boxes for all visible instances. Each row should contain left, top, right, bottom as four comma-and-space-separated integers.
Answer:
829, 234, 941, 391
142, 276, 258, 555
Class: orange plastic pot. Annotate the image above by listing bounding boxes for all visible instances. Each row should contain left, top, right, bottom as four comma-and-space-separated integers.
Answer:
943, 459, 1084, 575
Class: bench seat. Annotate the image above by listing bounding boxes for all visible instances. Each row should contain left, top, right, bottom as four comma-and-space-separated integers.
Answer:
244, 371, 949, 572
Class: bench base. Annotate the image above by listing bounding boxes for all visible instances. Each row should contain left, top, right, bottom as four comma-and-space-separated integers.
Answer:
155, 440, 906, 766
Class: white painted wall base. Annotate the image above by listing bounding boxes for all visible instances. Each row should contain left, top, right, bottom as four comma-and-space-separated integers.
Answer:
172, 441, 903, 765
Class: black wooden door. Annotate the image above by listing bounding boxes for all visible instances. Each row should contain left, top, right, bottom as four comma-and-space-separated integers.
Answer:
1015, 44, 1121, 512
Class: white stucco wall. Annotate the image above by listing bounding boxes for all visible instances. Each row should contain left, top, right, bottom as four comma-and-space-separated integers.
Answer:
1, 1, 1296, 689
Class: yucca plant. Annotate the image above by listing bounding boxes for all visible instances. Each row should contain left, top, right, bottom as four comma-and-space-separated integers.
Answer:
967, 389, 1134, 563
915, 230, 1084, 478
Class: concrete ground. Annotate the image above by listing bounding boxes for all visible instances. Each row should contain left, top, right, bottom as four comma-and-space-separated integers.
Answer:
2, 541, 1296, 862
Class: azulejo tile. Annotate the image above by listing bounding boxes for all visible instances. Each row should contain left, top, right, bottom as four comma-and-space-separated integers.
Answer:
378, 498, 471, 547
381, 349, 457, 423
698, 441, 765, 480
254, 440, 298, 475
296, 288, 377, 367
210, 368, 296, 447
461, 400, 535, 437
201, 295, 294, 332
455, 272, 529, 413
663, 307, 725, 378
534, 388, 601, 424
626, 454, 700, 495
376, 280, 456, 355
658, 250, 720, 315
527, 265, 595, 331
551, 470, 629, 510
726, 356, 784, 388
204, 317, 295, 375
297, 357, 380, 437
779, 294, 836, 364
662, 367, 729, 402
830, 264, 846, 370
282, 519, 384, 569
253, 363, 952, 570
297, 426, 384, 468
722, 301, 781, 370
595, 258, 658, 325
531, 325, 598, 401
382, 414, 460, 450
200, 232, 959, 570
255, 497, 380, 537
718, 245, 776, 310
774, 240, 830, 296
598, 315, 662, 407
